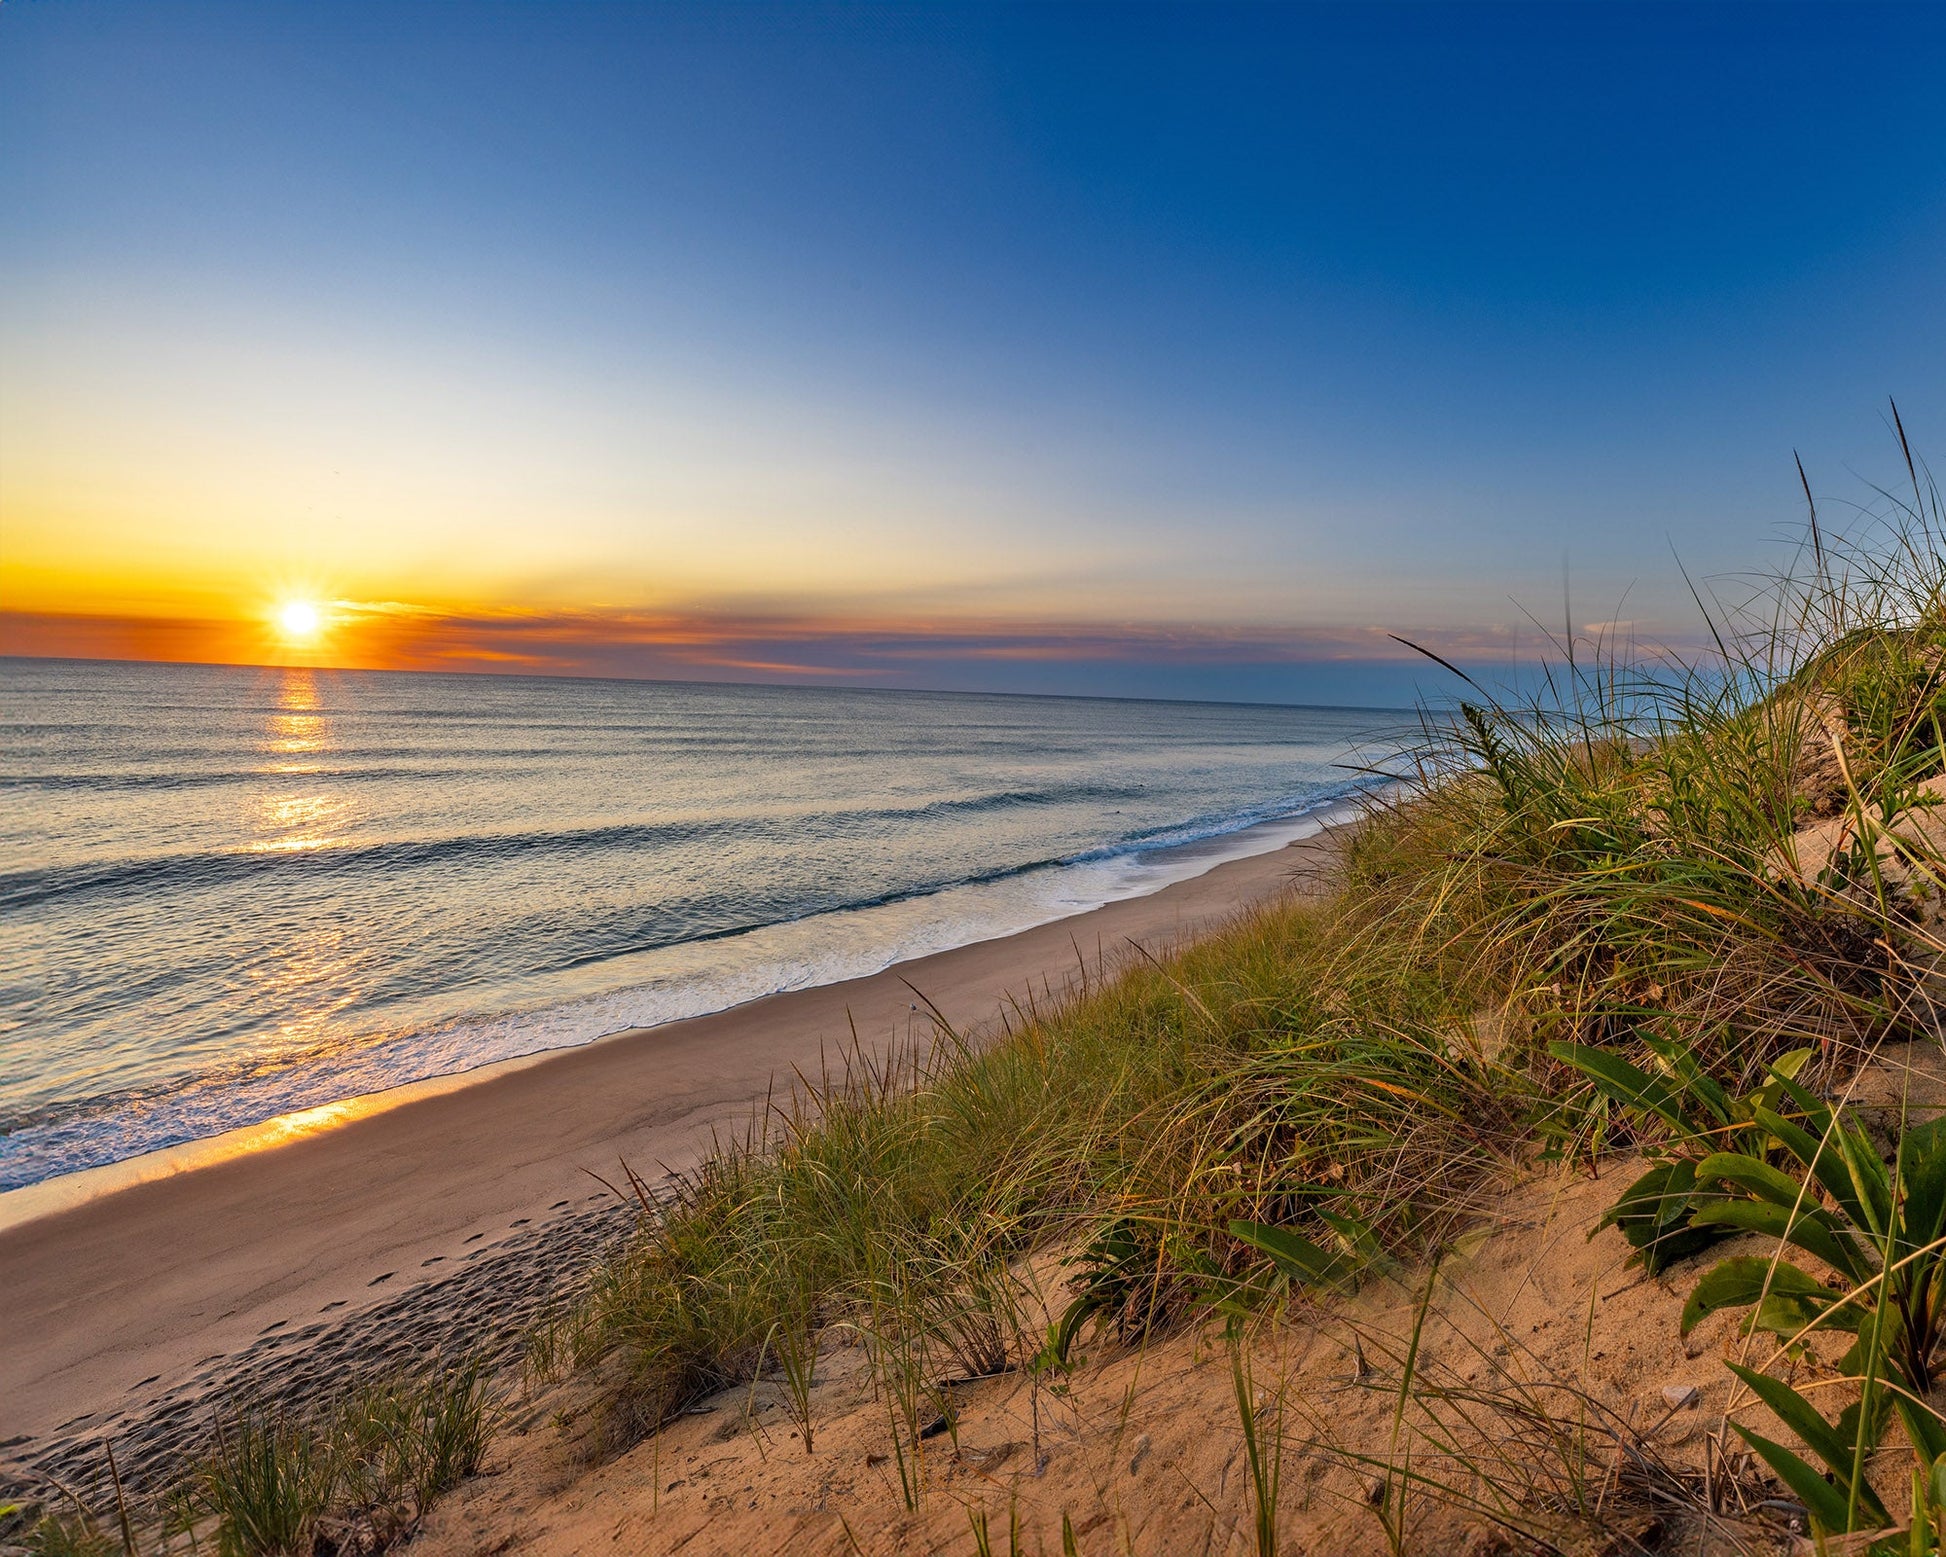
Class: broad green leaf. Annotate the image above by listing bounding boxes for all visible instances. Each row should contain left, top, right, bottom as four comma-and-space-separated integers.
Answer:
1601, 1160, 1730, 1273
1754, 1105, 1876, 1231
1731, 1423, 1869, 1534
1689, 1199, 1865, 1279
1643, 1032, 1735, 1123
1896, 1394, 1946, 1467
1754, 1290, 1858, 1338
1317, 1209, 1384, 1265
1834, 1121, 1895, 1237
1633, 1223, 1727, 1273
1681, 1255, 1831, 1336
1772, 1048, 1816, 1083
1899, 1116, 1946, 1252
1649, 1160, 1701, 1231
1768, 1067, 1833, 1122
1045, 1291, 1105, 1366
1726, 1361, 1876, 1508
1547, 1042, 1698, 1139
1693, 1150, 1817, 1211
1228, 1220, 1355, 1289
1598, 1162, 1689, 1230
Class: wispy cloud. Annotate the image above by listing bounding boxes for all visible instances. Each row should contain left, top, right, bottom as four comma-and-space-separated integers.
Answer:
0, 601, 1697, 692
370, 605, 1559, 677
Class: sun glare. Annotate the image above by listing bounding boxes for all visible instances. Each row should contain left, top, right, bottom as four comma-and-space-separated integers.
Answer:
277, 600, 323, 641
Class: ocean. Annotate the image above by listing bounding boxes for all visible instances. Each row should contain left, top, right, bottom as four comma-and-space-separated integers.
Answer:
0, 658, 1414, 1193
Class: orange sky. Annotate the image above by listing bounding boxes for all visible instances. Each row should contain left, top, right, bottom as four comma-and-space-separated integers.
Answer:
5, 3, 1943, 705
0, 599, 1524, 682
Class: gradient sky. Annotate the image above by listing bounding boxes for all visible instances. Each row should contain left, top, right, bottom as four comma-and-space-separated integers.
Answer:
3, 1, 1943, 705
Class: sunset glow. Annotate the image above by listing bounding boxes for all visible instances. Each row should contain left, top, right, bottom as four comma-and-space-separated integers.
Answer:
2, 6, 1941, 705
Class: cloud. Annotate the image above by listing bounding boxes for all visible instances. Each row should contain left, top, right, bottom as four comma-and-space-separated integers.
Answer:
0, 601, 1695, 699
331, 604, 1535, 671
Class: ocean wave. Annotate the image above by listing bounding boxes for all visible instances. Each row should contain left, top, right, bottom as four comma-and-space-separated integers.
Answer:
0, 765, 484, 793
2, 662, 1412, 1195
0, 780, 1371, 1190
0, 780, 1160, 910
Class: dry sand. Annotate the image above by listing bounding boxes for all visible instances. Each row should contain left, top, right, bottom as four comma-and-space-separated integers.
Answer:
409, 1161, 1793, 1557
0, 812, 1358, 1501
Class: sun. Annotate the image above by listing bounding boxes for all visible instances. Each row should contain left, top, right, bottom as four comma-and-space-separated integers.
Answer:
276, 600, 324, 641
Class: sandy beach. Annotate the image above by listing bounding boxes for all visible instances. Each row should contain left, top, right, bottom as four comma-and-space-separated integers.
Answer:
0, 812, 1357, 1501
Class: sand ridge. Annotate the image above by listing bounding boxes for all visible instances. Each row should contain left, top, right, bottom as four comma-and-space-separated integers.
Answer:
410, 1162, 1790, 1557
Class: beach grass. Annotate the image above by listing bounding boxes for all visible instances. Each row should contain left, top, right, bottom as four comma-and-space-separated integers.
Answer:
13, 1365, 496, 1557
564, 836, 1529, 1453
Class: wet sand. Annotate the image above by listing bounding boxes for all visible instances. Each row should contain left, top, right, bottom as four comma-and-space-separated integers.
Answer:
0, 813, 1358, 1499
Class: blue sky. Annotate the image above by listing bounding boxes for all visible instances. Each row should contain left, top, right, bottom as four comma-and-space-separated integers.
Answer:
3, 1, 1943, 705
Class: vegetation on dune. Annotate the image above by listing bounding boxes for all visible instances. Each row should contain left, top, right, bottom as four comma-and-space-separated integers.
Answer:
547, 414, 1946, 1551
9, 1365, 496, 1557
559, 861, 1526, 1444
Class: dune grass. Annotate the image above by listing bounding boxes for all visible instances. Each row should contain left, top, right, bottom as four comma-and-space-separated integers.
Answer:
559, 417, 1946, 1545
562, 835, 1533, 1453
11, 1364, 496, 1557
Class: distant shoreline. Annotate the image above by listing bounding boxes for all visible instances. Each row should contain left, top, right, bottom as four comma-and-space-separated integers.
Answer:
0, 800, 1367, 1465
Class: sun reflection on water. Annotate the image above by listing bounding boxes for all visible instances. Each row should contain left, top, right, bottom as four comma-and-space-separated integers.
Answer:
236, 673, 371, 1070
247, 669, 349, 853
245, 926, 364, 1058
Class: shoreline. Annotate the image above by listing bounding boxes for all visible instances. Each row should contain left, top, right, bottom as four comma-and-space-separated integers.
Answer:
0, 787, 1376, 1231
0, 804, 1365, 1472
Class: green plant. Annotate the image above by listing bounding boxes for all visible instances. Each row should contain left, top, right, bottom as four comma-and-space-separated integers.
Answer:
17, 1510, 120, 1557
965, 1495, 1022, 1557
338, 1362, 499, 1523
1041, 1216, 1158, 1368
194, 1408, 334, 1557
1229, 1208, 1382, 1292
913, 1247, 1021, 1381
1894, 1458, 1946, 1557
765, 1316, 820, 1456
1228, 1331, 1284, 1557
1553, 1035, 1814, 1272
1675, 1080, 1946, 1534
547, 420, 1946, 1545
174, 1364, 498, 1557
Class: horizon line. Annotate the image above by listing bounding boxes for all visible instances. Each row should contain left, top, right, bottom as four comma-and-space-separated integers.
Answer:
0, 648, 1445, 717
